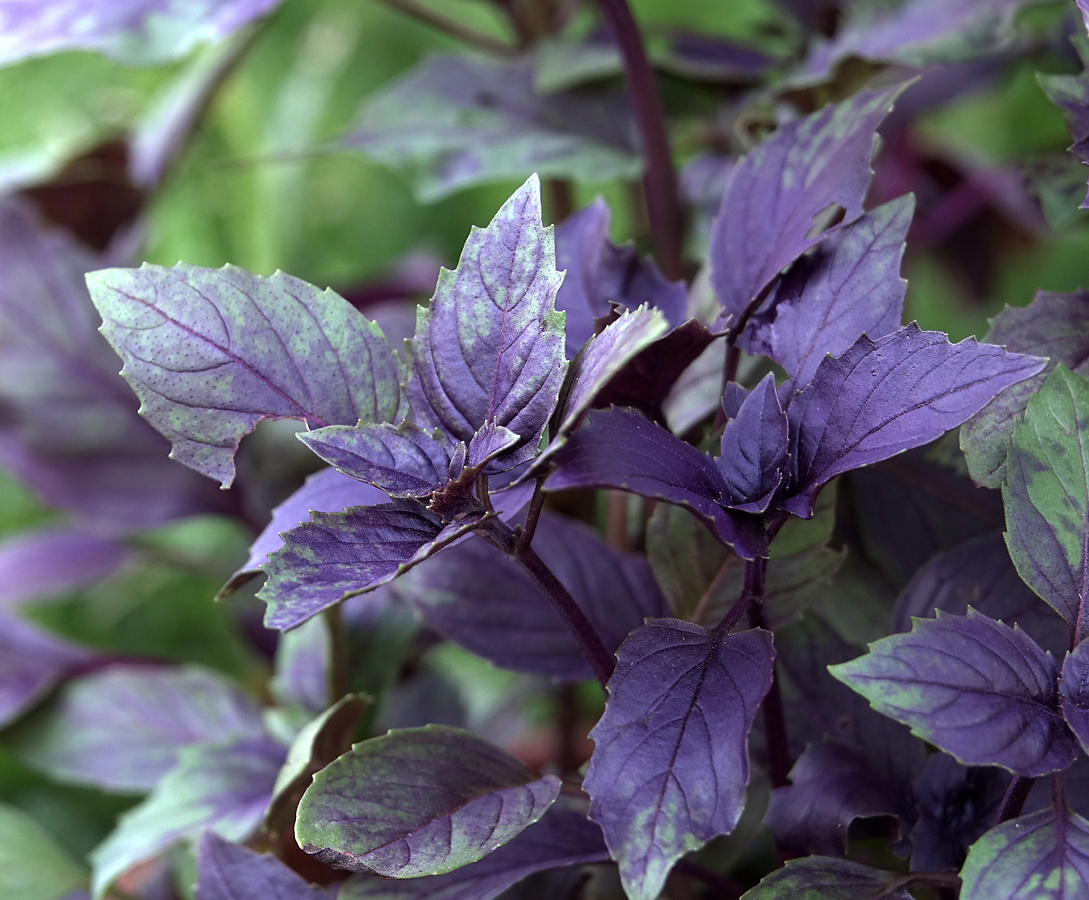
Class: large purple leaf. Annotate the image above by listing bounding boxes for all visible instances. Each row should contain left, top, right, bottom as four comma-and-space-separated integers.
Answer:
716, 373, 788, 513
959, 806, 1089, 900
893, 533, 1070, 657
259, 502, 485, 631
341, 56, 640, 203
295, 725, 560, 877
1061, 641, 1089, 756
87, 263, 404, 487
0, 199, 224, 529
337, 806, 608, 900
406, 176, 566, 473
584, 620, 774, 900
783, 324, 1046, 517
830, 610, 1078, 777
197, 833, 334, 900
740, 857, 912, 900
962, 290, 1089, 488
741, 195, 912, 389
0, 0, 284, 66
8, 664, 265, 792
0, 614, 93, 729
90, 737, 285, 899
764, 742, 908, 857
710, 85, 903, 323
1003, 367, 1089, 642
401, 512, 668, 680
0, 528, 133, 611
543, 408, 767, 558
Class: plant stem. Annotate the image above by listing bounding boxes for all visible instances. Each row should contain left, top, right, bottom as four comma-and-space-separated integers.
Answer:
373, 0, 517, 54
594, 0, 683, 280
481, 517, 615, 687
877, 872, 962, 898
743, 558, 791, 789
325, 604, 349, 704
518, 481, 548, 549
997, 775, 1035, 823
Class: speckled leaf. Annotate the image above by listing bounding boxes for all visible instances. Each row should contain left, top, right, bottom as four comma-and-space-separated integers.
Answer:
341, 56, 640, 203
197, 833, 333, 900
716, 373, 788, 513
1061, 641, 1089, 755
87, 263, 404, 487
295, 725, 560, 877
407, 177, 566, 473
299, 424, 458, 499
259, 502, 485, 631
0, 0, 283, 66
710, 86, 904, 323
740, 856, 912, 900
0, 802, 89, 900
90, 738, 285, 899
959, 807, 1089, 900
962, 290, 1089, 488
830, 610, 1077, 776
741, 195, 912, 389
0, 615, 92, 730
784, 324, 1046, 517
402, 512, 667, 680
8, 664, 264, 792
584, 621, 774, 900
337, 806, 608, 900
543, 408, 767, 558
1003, 367, 1089, 642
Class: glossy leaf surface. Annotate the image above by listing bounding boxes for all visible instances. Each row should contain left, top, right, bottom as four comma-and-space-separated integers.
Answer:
295, 725, 560, 877
585, 621, 774, 900
88, 263, 403, 487
831, 610, 1077, 776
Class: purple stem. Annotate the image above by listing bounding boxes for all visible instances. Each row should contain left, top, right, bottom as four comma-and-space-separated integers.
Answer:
595, 0, 683, 281
997, 776, 1035, 823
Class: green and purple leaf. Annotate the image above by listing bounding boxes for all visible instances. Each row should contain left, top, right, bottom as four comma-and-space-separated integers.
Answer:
406, 176, 566, 473
197, 833, 334, 900
337, 806, 609, 900
783, 324, 1046, 517
295, 725, 560, 877
0, 802, 89, 900
830, 610, 1078, 776
87, 263, 404, 487
1003, 366, 1089, 642
739, 856, 912, 900
959, 806, 1089, 900
710, 85, 904, 323
584, 620, 774, 900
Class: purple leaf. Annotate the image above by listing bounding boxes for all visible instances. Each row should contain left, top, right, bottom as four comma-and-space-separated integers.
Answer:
9, 664, 265, 792
406, 176, 566, 473
401, 512, 668, 680
783, 324, 1046, 517
90, 737, 286, 899
87, 263, 404, 487
741, 195, 912, 389
295, 725, 560, 877
740, 856, 913, 900
893, 533, 1070, 657
962, 289, 1089, 487
764, 743, 908, 857
270, 617, 331, 715
259, 502, 485, 631
223, 468, 388, 597
0, 528, 133, 611
337, 805, 608, 900
197, 833, 334, 900
299, 424, 458, 499
830, 610, 1078, 777
584, 621, 774, 900
716, 373, 788, 513
341, 56, 640, 203
0, 0, 284, 66
543, 408, 767, 558
0, 199, 224, 529
710, 85, 904, 323
959, 806, 1089, 900
1003, 367, 1089, 642
0, 614, 92, 728
1062, 641, 1089, 756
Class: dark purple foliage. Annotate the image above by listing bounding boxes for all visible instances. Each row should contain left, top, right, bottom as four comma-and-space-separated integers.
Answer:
1061, 641, 1089, 755
197, 833, 334, 900
715, 373, 788, 513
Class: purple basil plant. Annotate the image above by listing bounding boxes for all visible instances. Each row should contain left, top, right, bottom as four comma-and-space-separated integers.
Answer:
9, 0, 1089, 899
